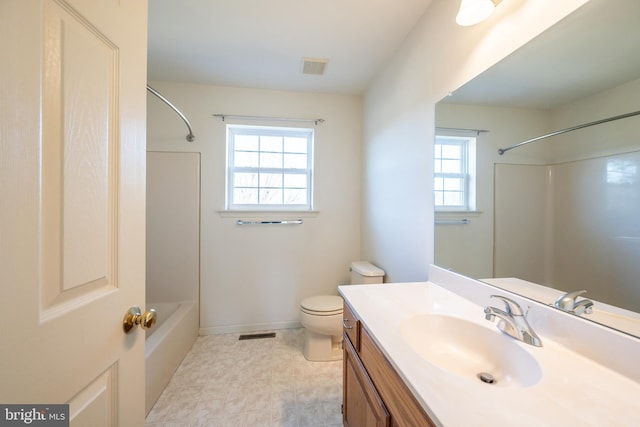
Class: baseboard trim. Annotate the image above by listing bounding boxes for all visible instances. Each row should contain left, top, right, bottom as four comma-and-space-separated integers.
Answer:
199, 320, 302, 336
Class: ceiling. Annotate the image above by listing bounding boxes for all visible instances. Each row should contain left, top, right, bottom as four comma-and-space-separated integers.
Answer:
147, 0, 433, 95
443, 0, 640, 109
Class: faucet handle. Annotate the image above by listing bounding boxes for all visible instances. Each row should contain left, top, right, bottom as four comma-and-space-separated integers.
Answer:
572, 299, 594, 315
554, 289, 587, 309
489, 295, 525, 316
564, 289, 587, 300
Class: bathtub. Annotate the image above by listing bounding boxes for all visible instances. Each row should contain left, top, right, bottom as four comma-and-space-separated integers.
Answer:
145, 301, 199, 415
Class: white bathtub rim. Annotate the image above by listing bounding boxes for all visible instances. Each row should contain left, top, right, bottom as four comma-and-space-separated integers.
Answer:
145, 300, 197, 357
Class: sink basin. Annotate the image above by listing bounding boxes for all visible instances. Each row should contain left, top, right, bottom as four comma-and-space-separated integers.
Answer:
399, 314, 542, 387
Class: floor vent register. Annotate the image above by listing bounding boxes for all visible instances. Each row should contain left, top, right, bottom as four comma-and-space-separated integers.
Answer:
238, 332, 276, 340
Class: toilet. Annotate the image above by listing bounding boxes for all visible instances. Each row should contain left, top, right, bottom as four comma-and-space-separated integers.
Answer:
300, 261, 385, 361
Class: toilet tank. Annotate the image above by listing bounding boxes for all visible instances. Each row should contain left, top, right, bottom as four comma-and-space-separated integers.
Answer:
350, 261, 385, 285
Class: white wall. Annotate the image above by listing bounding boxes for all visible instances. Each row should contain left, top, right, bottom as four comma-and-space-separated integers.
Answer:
147, 82, 362, 333
551, 78, 640, 162
361, 0, 588, 282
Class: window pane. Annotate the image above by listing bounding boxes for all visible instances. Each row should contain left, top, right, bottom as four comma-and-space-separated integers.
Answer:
234, 151, 259, 168
260, 152, 282, 168
284, 189, 307, 204
434, 192, 444, 206
234, 172, 258, 187
443, 192, 463, 206
434, 144, 442, 158
607, 159, 638, 184
434, 177, 444, 191
234, 188, 258, 204
284, 137, 308, 153
284, 153, 307, 169
260, 136, 283, 152
260, 173, 283, 188
441, 159, 461, 173
441, 144, 461, 159
434, 160, 442, 174
443, 178, 462, 191
259, 188, 282, 204
235, 134, 258, 151
284, 174, 307, 188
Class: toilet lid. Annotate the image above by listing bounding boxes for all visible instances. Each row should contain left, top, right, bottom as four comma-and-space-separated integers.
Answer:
300, 295, 343, 315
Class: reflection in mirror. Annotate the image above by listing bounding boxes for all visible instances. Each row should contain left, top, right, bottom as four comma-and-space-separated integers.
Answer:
434, 0, 640, 338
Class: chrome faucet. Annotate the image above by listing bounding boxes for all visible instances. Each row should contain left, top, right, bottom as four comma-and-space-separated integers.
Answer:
484, 295, 542, 347
554, 290, 594, 315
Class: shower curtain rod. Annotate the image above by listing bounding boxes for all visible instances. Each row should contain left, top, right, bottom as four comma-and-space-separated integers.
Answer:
213, 114, 325, 125
498, 109, 640, 155
146, 85, 195, 142
436, 126, 489, 135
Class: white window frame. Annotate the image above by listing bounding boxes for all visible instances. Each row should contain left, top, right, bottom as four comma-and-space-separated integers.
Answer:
226, 125, 314, 211
434, 134, 476, 211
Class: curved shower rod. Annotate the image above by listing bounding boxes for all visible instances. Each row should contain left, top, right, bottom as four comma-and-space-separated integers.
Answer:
146, 85, 195, 142
498, 109, 640, 155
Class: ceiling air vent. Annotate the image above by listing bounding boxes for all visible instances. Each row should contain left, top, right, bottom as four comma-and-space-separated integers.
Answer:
302, 57, 328, 75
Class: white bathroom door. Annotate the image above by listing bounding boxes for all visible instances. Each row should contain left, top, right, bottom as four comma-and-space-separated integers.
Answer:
0, 0, 148, 425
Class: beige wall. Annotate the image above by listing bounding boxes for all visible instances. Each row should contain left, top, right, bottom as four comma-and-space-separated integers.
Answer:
551, 78, 640, 162
361, 0, 588, 282
494, 163, 554, 283
146, 82, 362, 333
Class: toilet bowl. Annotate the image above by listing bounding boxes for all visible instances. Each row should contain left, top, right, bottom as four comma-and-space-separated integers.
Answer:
300, 295, 344, 361
299, 261, 385, 361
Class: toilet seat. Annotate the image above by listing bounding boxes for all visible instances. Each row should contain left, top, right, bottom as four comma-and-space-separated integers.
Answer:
300, 295, 343, 316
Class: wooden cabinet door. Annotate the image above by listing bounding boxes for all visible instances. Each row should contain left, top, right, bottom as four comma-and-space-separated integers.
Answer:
343, 301, 360, 350
343, 334, 389, 427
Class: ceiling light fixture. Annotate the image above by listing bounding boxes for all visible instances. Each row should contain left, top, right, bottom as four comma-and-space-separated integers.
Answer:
456, 0, 502, 26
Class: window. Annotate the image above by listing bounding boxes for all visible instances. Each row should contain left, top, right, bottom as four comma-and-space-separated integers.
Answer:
226, 125, 313, 210
434, 135, 476, 211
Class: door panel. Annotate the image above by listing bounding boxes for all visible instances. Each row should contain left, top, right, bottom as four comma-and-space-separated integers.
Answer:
68, 366, 117, 426
0, 0, 148, 425
41, 0, 119, 315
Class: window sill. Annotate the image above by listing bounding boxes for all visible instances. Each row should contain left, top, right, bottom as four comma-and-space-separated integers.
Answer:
217, 210, 319, 219
435, 210, 483, 216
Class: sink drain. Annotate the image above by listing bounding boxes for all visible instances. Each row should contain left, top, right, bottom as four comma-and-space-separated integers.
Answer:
477, 372, 496, 384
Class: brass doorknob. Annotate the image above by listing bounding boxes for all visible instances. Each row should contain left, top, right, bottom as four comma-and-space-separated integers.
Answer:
123, 306, 157, 333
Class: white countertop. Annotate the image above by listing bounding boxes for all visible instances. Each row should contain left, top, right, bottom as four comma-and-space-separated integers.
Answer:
339, 281, 640, 427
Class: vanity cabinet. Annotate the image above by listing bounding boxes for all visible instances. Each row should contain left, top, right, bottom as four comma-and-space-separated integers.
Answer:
343, 301, 360, 350
343, 333, 389, 426
343, 301, 437, 427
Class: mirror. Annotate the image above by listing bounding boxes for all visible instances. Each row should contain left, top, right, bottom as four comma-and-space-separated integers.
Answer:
435, 0, 640, 338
